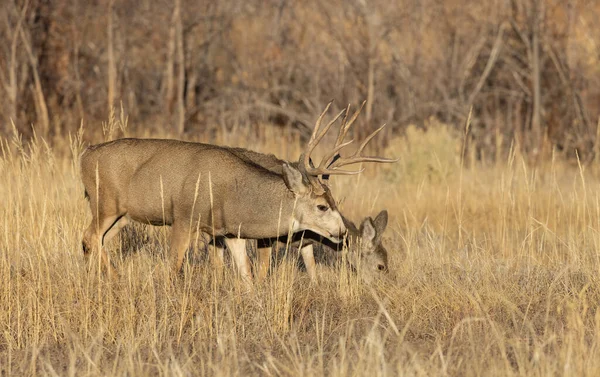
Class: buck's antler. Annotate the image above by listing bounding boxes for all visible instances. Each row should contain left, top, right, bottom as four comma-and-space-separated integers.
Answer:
300, 100, 347, 175
303, 100, 399, 177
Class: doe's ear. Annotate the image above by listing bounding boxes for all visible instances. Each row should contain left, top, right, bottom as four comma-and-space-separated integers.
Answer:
282, 163, 309, 195
373, 210, 388, 233
360, 217, 377, 244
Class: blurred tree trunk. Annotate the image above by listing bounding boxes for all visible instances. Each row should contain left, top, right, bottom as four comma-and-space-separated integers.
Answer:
19, 24, 49, 136
4, 0, 50, 135
174, 0, 185, 134
164, 27, 174, 114
530, 0, 543, 152
30, 0, 77, 135
72, 24, 85, 121
164, 0, 176, 129
107, 0, 116, 113
164, 0, 185, 134
5, 1, 28, 127
185, 30, 197, 114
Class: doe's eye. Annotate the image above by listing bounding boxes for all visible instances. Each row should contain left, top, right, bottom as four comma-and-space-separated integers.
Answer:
317, 205, 329, 212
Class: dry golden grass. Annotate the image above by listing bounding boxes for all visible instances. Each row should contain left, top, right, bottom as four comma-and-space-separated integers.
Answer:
1, 119, 600, 376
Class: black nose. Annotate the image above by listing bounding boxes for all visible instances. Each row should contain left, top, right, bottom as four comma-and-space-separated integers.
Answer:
377, 264, 386, 272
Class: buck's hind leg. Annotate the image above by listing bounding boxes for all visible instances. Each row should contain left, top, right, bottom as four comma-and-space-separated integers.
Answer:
102, 216, 129, 245
256, 245, 272, 282
170, 222, 192, 275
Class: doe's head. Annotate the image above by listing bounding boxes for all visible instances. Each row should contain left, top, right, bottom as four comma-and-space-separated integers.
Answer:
348, 210, 390, 282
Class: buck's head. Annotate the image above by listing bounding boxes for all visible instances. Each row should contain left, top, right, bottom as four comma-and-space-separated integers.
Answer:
282, 162, 346, 242
347, 210, 389, 282
287, 100, 398, 244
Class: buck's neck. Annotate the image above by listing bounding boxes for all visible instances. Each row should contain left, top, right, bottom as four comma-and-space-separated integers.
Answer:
220, 170, 298, 239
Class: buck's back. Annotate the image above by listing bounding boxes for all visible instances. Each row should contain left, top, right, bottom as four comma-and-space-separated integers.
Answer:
80, 138, 291, 229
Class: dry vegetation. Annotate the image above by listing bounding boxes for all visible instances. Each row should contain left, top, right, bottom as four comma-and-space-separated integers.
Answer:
1, 117, 600, 376
2, 0, 600, 375
1, 0, 600, 158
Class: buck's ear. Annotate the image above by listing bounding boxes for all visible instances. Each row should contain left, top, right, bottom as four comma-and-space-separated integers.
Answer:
282, 163, 309, 195
360, 217, 377, 244
373, 210, 388, 233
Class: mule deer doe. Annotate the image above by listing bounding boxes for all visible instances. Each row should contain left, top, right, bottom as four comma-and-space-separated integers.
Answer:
80, 101, 392, 282
254, 210, 390, 283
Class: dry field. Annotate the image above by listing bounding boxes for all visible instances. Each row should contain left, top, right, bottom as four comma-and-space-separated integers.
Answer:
1, 118, 600, 376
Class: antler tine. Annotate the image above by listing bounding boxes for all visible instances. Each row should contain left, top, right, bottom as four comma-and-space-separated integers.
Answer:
303, 103, 346, 171
321, 101, 367, 168
304, 164, 365, 177
321, 167, 365, 175
319, 138, 355, 169
310, 100, 333, 142
304, 108, 346, 162
303, 100, 399, 178
334, 104, 351, 146
328, 123, 400, 170
333, 155, 400, 166
336, 100, 366, 147
354, 123, 386, 156
314, 108, 347, 148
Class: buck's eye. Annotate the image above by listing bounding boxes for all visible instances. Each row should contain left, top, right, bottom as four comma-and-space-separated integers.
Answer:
317, 205, 329, 212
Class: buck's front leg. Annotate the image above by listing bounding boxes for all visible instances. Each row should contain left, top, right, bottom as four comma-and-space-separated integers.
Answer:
300, 244, 317, 282
225, 238, 253, 286
210, 241, 225, 273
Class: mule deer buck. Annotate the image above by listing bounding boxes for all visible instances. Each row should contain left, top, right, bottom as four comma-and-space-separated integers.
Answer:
80, 101, 391, 282
214, 102, 395, 281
